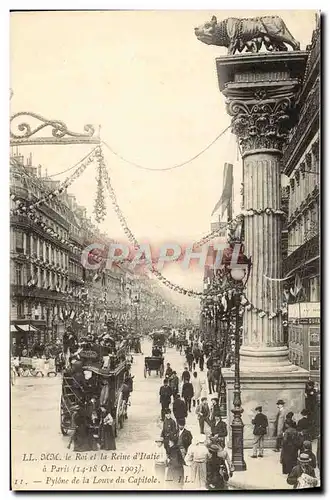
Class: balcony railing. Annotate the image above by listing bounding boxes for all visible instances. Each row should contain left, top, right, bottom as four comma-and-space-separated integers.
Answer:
282, 83, 319, 171
10, 284, 69, 301
11, 214, 71, 252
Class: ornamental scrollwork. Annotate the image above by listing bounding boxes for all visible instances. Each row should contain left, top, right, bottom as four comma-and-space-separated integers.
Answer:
227, 97, 294, 154
10, 111, 96, 145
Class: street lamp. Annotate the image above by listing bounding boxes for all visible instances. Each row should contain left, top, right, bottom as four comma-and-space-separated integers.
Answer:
221, 250, 251, 472
202, 244, 251, 471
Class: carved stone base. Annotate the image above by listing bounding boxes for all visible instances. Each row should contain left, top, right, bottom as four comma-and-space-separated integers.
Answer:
223, 366, 309, 449
240, 346, 298, 372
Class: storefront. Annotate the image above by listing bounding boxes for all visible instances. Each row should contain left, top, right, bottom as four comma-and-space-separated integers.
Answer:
11, 321, 46, 356
288, 302, 320, 384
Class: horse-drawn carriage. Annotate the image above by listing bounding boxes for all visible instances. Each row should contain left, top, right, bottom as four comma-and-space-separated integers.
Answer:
60, 346, 131, 438
144, 355, 164, 378
144, 344, 164, 378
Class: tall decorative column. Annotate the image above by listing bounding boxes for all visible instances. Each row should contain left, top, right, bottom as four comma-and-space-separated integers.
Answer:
215, 52, 310, 447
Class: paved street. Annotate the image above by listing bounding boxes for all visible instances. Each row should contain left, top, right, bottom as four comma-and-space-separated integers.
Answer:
11, 338, 317, 490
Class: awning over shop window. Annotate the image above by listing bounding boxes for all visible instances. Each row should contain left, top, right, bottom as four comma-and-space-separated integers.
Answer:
16, 324, 38, 332
10, 325, 19, 333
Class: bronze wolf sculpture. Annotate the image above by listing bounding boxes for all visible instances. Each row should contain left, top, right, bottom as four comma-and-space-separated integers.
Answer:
194, 16, 300, 55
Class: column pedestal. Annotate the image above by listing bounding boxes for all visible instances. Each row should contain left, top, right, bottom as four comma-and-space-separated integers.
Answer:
223, 366, 308, 448
216, 52, 310, 442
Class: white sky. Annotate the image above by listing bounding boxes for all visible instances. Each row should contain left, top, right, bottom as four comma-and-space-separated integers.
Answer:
10, 10, 317, 313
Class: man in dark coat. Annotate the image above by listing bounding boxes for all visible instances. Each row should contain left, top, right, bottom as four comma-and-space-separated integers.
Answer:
281, 420, 299, 474
297, 409, 311, 448
251, 406, 268, 458
273, 399, 286, 452
182, 379, 194, 412
165, 363, 173, 379
161, 408, 177, 453
181, 366, 190, 383
159, 378, 172, 421
210, 397, 221, 424
211, 411, 228, 448
169, 371, 179, 401
186, 351, 194, 371
177, 419, 192, 462
196, 397, 211, 434
173, 394, 188, 424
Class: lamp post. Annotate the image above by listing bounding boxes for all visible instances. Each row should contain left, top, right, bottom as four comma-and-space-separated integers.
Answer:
226, 259, 252, 472
203, 244, 251, 471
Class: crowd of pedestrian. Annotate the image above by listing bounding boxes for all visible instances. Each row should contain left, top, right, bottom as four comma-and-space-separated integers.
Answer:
252, 398, 319, 489
155, 337, 233, 491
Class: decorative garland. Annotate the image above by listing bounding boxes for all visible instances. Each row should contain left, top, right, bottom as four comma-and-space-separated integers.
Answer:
10, 143, 290, 324
242, 208, 286, 218
10, 146, 99, 213
94, 157, 107, 223
98, 149, 290, 317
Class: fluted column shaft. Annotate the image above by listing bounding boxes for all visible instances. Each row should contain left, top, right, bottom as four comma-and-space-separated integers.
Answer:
242, 154, 283, 349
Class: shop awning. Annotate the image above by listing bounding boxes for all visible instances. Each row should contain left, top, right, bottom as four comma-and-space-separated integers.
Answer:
10, 325, 19, 333
16, 324, 38, 332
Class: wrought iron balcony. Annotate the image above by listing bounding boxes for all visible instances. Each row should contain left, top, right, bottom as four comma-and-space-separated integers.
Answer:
282, 83, 319, 172
10, 283, 69, 301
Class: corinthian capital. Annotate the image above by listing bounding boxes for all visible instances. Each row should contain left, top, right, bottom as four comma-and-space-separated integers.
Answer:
227, 97, 294, 155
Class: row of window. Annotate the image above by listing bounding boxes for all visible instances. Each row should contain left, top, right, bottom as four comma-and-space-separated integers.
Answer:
14, 231, 69, 268
15, 263, 67, 289
288, 140, 319, 218
289, 327, 320, 346
69, 261, 83, 277
287, 202, 319, 254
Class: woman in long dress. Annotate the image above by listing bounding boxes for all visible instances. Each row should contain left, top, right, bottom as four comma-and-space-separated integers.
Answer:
185, 434, 209, 490
281, 420, 299, 474
99, 406, 116, 450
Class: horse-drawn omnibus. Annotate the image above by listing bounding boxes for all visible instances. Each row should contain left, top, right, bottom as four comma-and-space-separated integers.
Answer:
60, 345, 131, 439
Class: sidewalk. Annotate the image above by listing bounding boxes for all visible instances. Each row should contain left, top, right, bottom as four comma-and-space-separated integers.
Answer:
170, 346, 320, 490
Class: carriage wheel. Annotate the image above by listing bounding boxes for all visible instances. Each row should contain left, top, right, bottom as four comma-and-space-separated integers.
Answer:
60, 397, 69, 435
144, 367, 147, 378
116, 391, 124, 433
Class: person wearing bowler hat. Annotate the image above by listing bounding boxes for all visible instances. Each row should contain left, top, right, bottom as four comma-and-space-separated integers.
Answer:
210, 410, 228, 448
251, 406, 268, 458
273, 399, 286, 452
287, 452, 318, 489
161, 408, 177, 453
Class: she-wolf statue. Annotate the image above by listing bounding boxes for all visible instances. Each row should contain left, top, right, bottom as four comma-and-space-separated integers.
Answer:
194, 15, 300, 55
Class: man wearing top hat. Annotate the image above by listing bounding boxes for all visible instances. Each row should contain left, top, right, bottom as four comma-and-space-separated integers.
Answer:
210, 397, 221, 424
251, 406, 268, 458
273, 399, 286, 452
